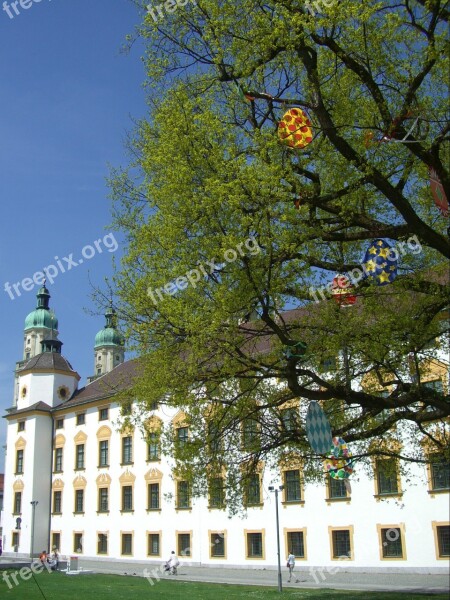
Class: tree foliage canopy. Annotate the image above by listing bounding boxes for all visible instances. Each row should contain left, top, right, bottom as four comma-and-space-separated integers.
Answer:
108, 0, 449, 510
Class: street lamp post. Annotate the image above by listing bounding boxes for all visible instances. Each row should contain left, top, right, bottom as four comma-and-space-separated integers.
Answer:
30, 500, 38, 559
269, 485, 284, 593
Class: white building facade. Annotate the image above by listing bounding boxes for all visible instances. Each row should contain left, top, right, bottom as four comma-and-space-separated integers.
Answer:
2, 287, 449, 572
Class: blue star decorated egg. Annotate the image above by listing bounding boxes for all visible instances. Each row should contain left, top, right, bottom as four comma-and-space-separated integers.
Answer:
362, 239, 398, 286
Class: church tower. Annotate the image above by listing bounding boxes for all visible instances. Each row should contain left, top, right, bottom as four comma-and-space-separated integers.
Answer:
4, 287, 80, 558
89, 306, 124, 381
13, 284, 59, 406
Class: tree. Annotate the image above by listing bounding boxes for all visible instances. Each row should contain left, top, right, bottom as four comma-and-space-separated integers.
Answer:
108, 0, 449, 511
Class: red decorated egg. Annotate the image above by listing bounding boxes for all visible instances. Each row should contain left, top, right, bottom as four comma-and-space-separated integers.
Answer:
278, 108, 313, 149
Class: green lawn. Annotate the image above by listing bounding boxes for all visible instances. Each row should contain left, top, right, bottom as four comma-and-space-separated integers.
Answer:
0, 572, 447, 599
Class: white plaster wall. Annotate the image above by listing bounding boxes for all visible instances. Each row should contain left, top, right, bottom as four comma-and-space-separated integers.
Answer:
16, 372, 78, 410
2, 414, 53, 557
39, 402, 449, 571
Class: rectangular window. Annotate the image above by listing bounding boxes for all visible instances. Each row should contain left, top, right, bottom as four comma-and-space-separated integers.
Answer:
54, 447, 63, 472
177, 533, 191, 557
332, 530, 351, 558
75, 444, 85, 470
15, 449, 24, 474
17, 421, 25, 432
247, 532, 263, 558
423, 379, 444, 393
76, 413, 86, 426
122, 485, 133, 511
122, 436, 133, 464
74, 533, 83, 553
210, 533, 225, 557
177, 481, 190, 509
51, 533, 61, 552
284, 470, 301, 502
437, 525, 450, 557
209, 477, 225, 508
14, 492, 22, 515
56, 419, 64, 429
147, 432, 160, 461
148, 533, 160, 556
281, 408, 298, 432
148, 483, 160, 510
53, 491, 62, 514
98, 533, 108, 555
99, 440, 109, 467
430, 455, 450, 491
208, 423, 222, 454
177, 427, 189, 446
121, 533, 133, 556
381, 527, 403, 558
12, 532, 20, 549
329, 476, 347, 499
75, 489, 84, 513
245, 474, 261, 506
98, 488, 109, 512
242, 419, 260, 451
376, 459, 399, 495
99, 407, 109, 421
287, 531, 305, 558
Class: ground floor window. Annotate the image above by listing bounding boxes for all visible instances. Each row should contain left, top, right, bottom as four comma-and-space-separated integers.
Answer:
287, 530, 305, 558
12, 531, 20, 550
147, 533, 160, 556
246, 531, 264, 558
433, 522, 450, 559
97, 534, 108, 555
177, 532, 191, 557
210, 532, 225, 557
380, 527, 404, 559
330, 528, 352, 559
73, 533, 83, 553
121, 533, 133, 556
51, 532, 61, 552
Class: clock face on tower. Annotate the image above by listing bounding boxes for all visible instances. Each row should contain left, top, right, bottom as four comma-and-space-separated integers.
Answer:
57, 385, 70, 400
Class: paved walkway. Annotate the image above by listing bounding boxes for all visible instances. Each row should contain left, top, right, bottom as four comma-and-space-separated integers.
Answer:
1, 557, 449, 594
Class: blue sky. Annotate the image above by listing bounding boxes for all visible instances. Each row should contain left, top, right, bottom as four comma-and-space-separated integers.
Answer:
0, 0, 148, 468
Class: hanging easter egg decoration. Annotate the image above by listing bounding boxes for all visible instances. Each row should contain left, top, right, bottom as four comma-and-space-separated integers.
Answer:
323, 437, 354, 480
429, 168, 449, 218
362, 239, 398, 286
305, 401, 333, 455
331, 275, 357, 306
282, 340, 307, 361
278, 108, 313, 149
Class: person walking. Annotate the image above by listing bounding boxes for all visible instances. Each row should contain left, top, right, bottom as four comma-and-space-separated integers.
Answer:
167, 550, 179, 575
287, 550, 295, 582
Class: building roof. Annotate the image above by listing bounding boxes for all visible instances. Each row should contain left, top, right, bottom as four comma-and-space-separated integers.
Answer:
4, 401, 53, 418
19, 352, 78, 376
54, 359, 142, 411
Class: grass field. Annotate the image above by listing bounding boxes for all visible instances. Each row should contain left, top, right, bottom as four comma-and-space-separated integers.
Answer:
0, 572, 448, 600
